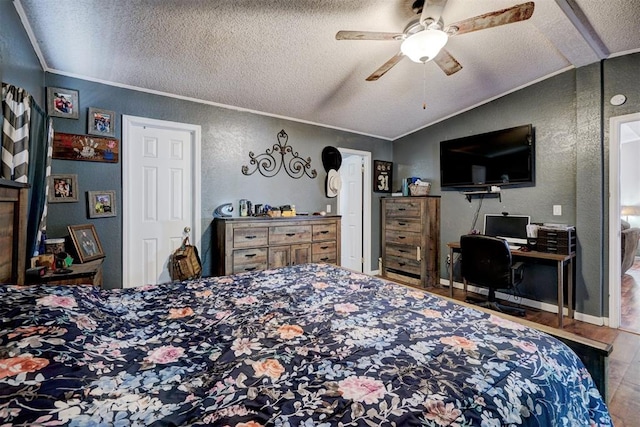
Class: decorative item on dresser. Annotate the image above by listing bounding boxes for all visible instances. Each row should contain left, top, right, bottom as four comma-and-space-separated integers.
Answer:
381, 196, 440, 288
213, 215, 341, 275
0, 179, 29, 285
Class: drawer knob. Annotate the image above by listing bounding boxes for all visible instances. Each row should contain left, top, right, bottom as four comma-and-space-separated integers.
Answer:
286, 233, 296, 237
398, 222, 406, 226
320, 257, 329, 261
245, 235, 257, 240
398, 236, 406, 239
398, 208, 406, 211
320, 246, 329, 250
245, 253, 256, 258
320, 230, 329, 234
245, 267, 256, 271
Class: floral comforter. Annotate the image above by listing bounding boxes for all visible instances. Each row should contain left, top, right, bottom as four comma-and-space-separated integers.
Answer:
0, 263, 611, 426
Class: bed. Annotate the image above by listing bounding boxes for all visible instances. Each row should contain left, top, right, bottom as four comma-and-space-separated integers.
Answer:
0, 262, 612, 426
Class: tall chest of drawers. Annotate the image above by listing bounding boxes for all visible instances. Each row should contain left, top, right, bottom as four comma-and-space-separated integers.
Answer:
213, 216, 341, 276
381, 196, 440, 288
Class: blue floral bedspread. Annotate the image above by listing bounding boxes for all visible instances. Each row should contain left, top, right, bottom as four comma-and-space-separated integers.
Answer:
0, 263, 611, 426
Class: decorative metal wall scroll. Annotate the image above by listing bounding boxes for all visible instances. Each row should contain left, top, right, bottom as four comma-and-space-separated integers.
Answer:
242, 129, 317, 179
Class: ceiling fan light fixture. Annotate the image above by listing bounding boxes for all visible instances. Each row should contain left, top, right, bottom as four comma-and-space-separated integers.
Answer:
401, 29, 448, 63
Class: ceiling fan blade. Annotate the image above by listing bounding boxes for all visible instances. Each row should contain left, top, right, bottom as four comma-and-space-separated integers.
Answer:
446, 2, 535, 36
366, 52, 405, 81
420, 0, 448, 26
336, 31, 403, 41
433, 49, 462, 75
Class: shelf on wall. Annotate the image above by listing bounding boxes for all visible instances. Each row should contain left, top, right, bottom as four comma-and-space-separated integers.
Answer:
462, 190, 501, 203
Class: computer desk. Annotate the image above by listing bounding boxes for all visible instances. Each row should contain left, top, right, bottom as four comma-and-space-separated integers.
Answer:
447, 241, 575, 328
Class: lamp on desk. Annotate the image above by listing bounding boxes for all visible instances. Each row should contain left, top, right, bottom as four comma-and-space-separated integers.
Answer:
621, 205, 640, 222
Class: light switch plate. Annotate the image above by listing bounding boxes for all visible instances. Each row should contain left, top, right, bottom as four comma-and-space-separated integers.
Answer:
553, 205, 562, 216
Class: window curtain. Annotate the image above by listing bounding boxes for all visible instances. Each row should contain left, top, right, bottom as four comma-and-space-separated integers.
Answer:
2, 83, 54, 258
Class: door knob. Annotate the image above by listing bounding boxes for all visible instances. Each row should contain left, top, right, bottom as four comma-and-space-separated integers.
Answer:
184, 226, 191, 233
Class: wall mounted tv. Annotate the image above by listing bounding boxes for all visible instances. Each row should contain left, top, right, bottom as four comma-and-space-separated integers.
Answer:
440, 124, 535, 189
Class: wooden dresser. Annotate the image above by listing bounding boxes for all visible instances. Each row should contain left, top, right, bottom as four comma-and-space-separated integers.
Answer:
381, 196, 440, 288
213, 216, 341, 275
0, 179, 28, 286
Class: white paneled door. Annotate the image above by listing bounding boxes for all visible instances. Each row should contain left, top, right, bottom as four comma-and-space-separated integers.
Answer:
338, 149, 372, 274
123, 116, 201, 288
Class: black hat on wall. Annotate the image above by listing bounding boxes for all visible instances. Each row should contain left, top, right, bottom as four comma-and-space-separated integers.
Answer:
321, 146, 342, 173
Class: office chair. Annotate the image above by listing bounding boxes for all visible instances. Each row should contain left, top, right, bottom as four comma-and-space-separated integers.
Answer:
460, 234, 525, 317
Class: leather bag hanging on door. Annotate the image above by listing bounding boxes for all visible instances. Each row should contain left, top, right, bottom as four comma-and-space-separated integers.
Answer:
170, 237, 202, 281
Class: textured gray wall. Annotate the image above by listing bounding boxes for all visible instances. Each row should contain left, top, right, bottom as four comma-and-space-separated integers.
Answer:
0, 0, 44, 105
394, 54, 640, 318
44, 74, 392, 289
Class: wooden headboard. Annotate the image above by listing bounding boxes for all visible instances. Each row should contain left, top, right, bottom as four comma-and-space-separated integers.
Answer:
0, 179, 28, 285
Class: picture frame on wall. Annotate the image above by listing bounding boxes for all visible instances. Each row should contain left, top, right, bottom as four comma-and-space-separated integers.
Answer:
87, 190, 116, 218
46, 87, 79, 119
52, 132, 119, 163
87, 107, 116, 137
47, 174, 79, 203
68, 224, 105, 263
373, 160, 393, 193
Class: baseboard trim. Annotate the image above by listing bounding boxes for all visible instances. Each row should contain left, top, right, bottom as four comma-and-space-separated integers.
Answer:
438, 278, 605, 326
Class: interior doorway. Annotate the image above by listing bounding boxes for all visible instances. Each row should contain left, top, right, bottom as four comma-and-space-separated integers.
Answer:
122, 115, 201, 288
608, 112, 640, 330
337, 148, 372, 274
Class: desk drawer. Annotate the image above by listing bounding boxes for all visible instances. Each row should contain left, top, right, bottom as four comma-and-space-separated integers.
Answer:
233, 227, 268, 248
386, 229, 421, 247
232, 248, 268, 273
385, 200, 421, 218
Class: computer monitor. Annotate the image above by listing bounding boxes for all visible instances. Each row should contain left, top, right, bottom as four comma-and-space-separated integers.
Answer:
483, 214, 530, 245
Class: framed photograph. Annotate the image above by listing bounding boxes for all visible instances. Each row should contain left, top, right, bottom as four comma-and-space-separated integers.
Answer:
373, 160, 393, 193
47, 87, 79, 119
53, 132, 119, 163
87, 107, 116, 137
87, 190, 116, 218
68, 224, 105, 263
48, 174, 79, 203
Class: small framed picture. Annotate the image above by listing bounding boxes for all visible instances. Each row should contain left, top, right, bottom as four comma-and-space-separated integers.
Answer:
87, 107, 116, 137
68, 224, 105, 263
87, 190, 116, 218
47, 87, 79, 119
373, 160, 393, 193
48, 174, 79, 203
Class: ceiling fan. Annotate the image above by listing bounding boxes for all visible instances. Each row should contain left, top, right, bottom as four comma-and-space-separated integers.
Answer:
336, 0, 535, 81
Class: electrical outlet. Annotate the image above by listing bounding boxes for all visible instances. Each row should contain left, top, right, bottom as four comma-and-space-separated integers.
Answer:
326, 204, 331, 214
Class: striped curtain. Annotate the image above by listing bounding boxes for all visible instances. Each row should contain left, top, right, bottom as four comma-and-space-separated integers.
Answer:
2, 83, 54, 257
1, 84, 31, 182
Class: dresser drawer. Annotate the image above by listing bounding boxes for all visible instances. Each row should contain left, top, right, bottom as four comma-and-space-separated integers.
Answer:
385, 200, 422, 218
312, 241, 337, 263
386, 229, 422, 247
312, 223, 337, 241
232, 248, 268, 273
384, 255, 421, 276
233, 227, 268, 248
385, 218, 421, 232
269, 225, 312, 245
386, 243, 420, 261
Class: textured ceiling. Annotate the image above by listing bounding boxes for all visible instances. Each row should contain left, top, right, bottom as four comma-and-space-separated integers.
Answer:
14, 0, 640, 140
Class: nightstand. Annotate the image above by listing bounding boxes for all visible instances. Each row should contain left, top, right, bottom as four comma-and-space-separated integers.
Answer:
31, 258, 104, 287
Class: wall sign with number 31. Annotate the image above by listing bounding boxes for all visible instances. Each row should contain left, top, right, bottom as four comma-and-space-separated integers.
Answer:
373, 160, 393, 193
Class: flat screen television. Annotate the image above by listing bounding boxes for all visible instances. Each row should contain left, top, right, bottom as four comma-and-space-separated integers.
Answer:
440, 124, 535, 189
